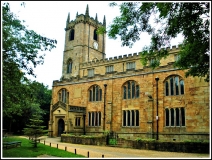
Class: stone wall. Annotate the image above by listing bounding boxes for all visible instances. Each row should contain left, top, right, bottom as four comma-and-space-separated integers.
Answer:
61, 135, 209, 154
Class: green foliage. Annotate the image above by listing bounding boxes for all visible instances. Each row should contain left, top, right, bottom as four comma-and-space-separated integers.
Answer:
105, 2, 209, 82
135, 138, 142, 142
3, 137, 85, 157
23, 114, 47, 148
103, 130, 110, 135
96, 26, 106, 35
2, 2, 55, 132
29, 81, 52, 129
61, 133, 75, 137
109, 138, 117, 145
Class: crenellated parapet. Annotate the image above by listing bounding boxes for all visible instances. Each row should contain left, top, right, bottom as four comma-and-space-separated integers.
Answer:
80, 52, 140, 68
65, 14, 104, 31
80, 45, 180, 68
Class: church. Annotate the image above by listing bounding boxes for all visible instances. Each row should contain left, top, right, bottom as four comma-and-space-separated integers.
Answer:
48, 5, 209, 142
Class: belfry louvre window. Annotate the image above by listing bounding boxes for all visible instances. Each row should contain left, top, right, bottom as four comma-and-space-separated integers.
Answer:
88, 111, 101, 126
69, 29, 74, 41
122, 110, 139, 127
89, 85, 102, 101
67, 59, 72, 73
93, 29, 98, 41
106, 65, 114, 73
58, 89, 69, 104
123, 80, 139, 99
127, 62, 135, 70
165, 75, 184, 96
165, 107, 185, 127
88, 69, 94, 77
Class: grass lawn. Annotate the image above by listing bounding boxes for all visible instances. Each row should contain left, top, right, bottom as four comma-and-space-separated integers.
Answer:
3, 136, 85, 158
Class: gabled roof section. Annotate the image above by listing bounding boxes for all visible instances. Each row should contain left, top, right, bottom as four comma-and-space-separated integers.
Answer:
52, 101, 66, 112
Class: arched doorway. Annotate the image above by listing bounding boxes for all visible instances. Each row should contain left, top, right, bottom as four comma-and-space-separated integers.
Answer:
58, 119, 64, 137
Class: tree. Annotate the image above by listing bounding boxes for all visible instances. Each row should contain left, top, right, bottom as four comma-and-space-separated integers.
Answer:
2, 80, 52, 134
98, 2, 210, 82
23, 111, 47, 148
29, 81, 52, 129
2, 2, 57, 131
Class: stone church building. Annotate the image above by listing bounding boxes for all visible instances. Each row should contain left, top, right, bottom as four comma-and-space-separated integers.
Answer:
48, 5, 209, 142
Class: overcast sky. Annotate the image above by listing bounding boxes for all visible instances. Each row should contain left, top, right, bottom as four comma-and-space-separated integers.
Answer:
4, 1, 184, 89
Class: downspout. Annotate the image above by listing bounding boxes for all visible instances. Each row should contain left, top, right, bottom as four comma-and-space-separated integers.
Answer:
102, 32, 105, 59
83, 111, 86, 135
110, 79, 113, 132
103, 84, 107, 131
88, 24, 90, 61
155, 77, 159, 140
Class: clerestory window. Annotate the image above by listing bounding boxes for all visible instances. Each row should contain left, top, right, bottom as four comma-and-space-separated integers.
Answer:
67, 59, 72, 73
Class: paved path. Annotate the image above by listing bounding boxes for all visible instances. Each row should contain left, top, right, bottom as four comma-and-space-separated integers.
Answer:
20, 136, 210, 158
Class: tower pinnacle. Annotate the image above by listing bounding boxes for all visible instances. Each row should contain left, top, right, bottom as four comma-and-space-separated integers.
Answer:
95, 13, 98, 23
103, 15, 106, 26
85, 4, 89, 16
66, 12, 70, 24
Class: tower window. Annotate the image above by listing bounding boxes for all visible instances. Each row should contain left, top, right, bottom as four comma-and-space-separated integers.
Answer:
67, 59, 72, 73
69, 29, 74, 41
93, 29, 98, 41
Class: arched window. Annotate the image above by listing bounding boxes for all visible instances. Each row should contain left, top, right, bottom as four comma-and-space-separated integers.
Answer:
69, 29, 74, 41
89, 85, 102, 102
180, 80, 184, 95
67, 59, 72, 73
58, 88, 69, 104
123, 80, 139, 99
93, 29, 97, 41
165, 75, 184, 96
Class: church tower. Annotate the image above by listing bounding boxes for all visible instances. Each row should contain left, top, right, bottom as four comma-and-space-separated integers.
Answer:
62, 4, 106, 79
